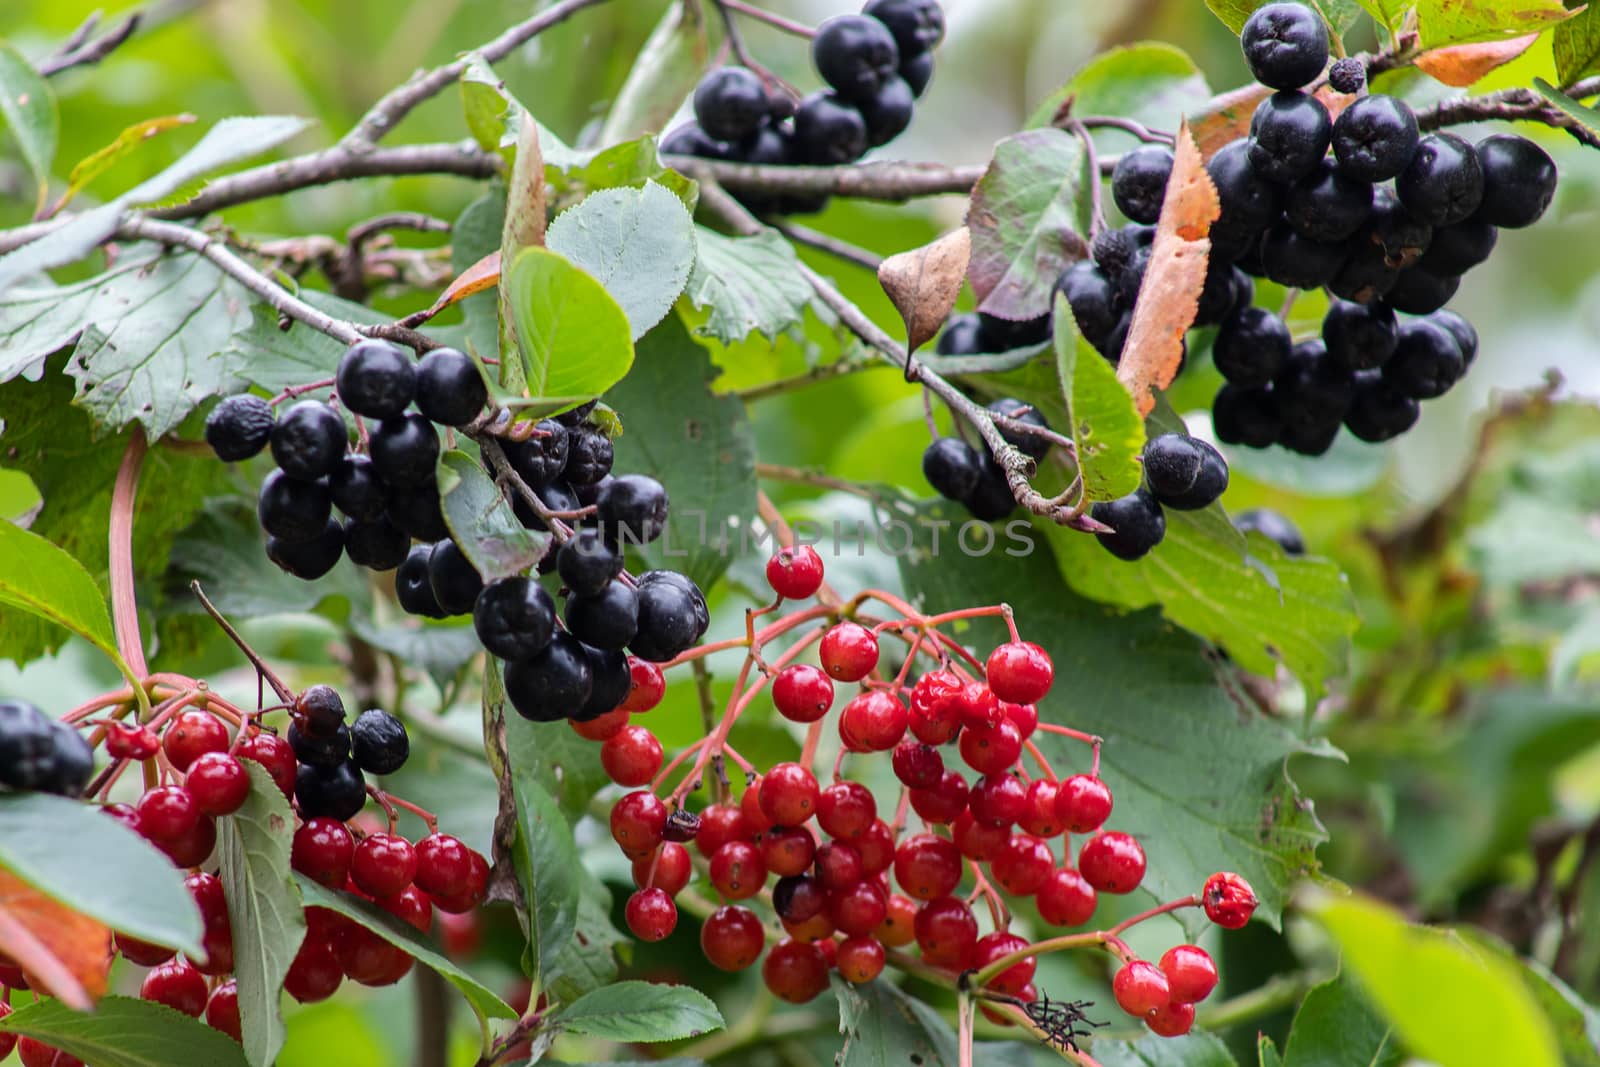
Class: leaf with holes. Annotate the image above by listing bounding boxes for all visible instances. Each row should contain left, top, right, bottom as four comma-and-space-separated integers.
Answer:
0, 996, 250, 1067
878, 227, 971, 355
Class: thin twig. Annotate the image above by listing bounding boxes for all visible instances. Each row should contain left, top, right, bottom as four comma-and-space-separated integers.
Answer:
714, 0, 817, 38
771, 219, 882, 270
733, 354, 874, 402
37, 13, 142, 78
756, 463, 883, 501
190, 581, 295, 703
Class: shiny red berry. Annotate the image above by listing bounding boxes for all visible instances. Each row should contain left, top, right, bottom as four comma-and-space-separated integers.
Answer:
160, 815, 218, 867
334, 922, 414, 986
891, 739, 944, 789
694, 802, 751, 857
600, 725, 664, 787
1002, 701, 1038, 739
1202, 871, 1258, 928
162, 711, 229, 771
1079, 831, 1146, 894
773, 873, 829, 922
141, 958, 208, 1017
819, 622, 878, 681
772, 664, 834, 723
379, 884, 434, 933
907, 769, 969, 825
766, 545, 825, 599
817, 780, 877, 840
763, 938, 830, 1003
625, 888, 678, 941
237, 733, 297, 797
351, 833, 419, 898
292, 818, 355, 888
431, 847, 488, 914
285, 932, 344, 1003
877, 893, 918, 948
989, 834, 1053, 897
954, 682, 1003, 731
1114, 960, 1171, 1016
105, 721, 159, 760
836, 934, 885, 984
959, 720, 1022, 775
814, 840, 865, 891
759, 762, 820, 826
700, 905, 765, 971
709, 840, 767, 899
973, 930, 1034, 994
781, 911, 835, 943
838, 690, 909, 753
761, 825, 818, 878
830, 878, 888, 936
968, 773, 1028, 828
1055, 774, 1113, 833
17, 1039, 85, 1067
1019, 778, 1062, 837
909, 670, 964, 744
137, 785, 199, 842
1037, 868, 1098, 926
570, 707, 629, 742
632, 842, 693, 895
914, 896, 978, 967
893, 832, 962, 900
739, 781, 774, 835
185, 752, 250, 816
116, 931, 175, 966
985, 642, 1053, 705
0, 1004, 13, 1061
856, 818, 895, 876
610, 792, 668, 856
205, 980, 242, 1041
952, 810, 1008, 861
1160, 944, 1219, 1003
1146, 1000, 1196, 1037
620, 656, 666, 713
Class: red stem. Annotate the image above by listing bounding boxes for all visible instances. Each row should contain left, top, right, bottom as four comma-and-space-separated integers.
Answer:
110, 431, 149, 682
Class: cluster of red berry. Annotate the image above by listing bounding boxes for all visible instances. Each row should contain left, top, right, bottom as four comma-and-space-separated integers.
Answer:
561, 544, 1259, 1038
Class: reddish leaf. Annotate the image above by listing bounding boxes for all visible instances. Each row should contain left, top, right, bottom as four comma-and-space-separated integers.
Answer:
878, 227, 972, 355
418, 250, 502, 323
0, 870, 110, 1010
1116, 121, 1220, 417
1415, 34, 1539, 86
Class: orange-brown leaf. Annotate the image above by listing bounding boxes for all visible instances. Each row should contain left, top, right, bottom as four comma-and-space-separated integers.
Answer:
422, 250, 502, 321
878, 227, 972, 355
0, 870, 110, 1010
1116, 121, 1220, 417
1415, 34, 1539, 87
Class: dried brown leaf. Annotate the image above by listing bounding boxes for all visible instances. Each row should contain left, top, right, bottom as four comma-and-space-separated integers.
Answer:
1116, 121, 1220, 417
878, 227, 972, 354
1415, 34, 1539, 87
0, 870, 111, 1010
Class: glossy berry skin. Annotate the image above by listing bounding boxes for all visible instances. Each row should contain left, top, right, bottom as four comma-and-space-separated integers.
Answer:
838, 690, 909, 752
565, 579, 639, 651
860, 74, 915, 147
288, 721, 349, 770
893, 832, 962, 900
695, 803, 752, 858
1112, 145, 1173, 225
505, 632, 594, 723
141, 958, 209, 1017
831, 879, 889, 936
271, 400, 347, 481
600, 725, 663, 787
1384, 266, 1459, 316
693, 66, 769, 143
766, 545, 826, 600
284, 937, 343, 1005
952, 810, 1008, 861
595, 474, 669, 546
908, 769, 970, 824
257, 469, 332, 544
205, 394, 274, 461
369, 413, 440, 488
292, 818, 355, 888
1331, 94, 1419, 182
294, 759, 366, 821
1202, 871, 1259, 928
1383, 319, 1464, 400
1079, 831, 1147, 894
1019, 778, 1062, 837
915, 896, 978, 967
1055, 774, 1114, 833
334, 922, 414, 986
1323, 299, 1397, 372
864, 0, 945, 54
625, 887, 678, 942
1142, 435, 1228, 512
162, 710, 230, 772
1241, 2, 1329, 90
820, 622, 879, 681
336, 340, 415, 419
759, 762, 821, 826
413, 833, 476, 897
700, 905, 765, 971
1286, 159, 1373, 243
793, 91, 868, 165
1216, 304, 1291, 388
619, 657, 666, 714
344, 517, 409, 571
472, 577, 556, 662
1147, 1000, 1197, 1038
1345, 372, 1420, 443
185, 752, 250, 816
268, 521, 346, 581
967, 772, 1027, 827
1433, 309, 1479, 366
1260, 222, 1346, 290
414, 347, 487, 427
1160, 944, 1219, 1003
1398, 133, 1484, 227
814, 840, 865, 892
813, 14, 900, 102
817, 781, 877, 840
985, 641, 1053, 705
432, 847, 489, 914
762, 826, 817, 878
1114, 960, 1171, 1017
104, 721, 159, 762
877, 893, 919, 948
991, 834, 1054, 896
1209, 139, 1285, 234
892, 739, 944, 790
836, 934, 886, 984
973, 931, 1035, 995
1419, 219, 1496, 277
160, 815, 218, 868
633, 842, 693, 895
1037, 868, 1098, 927
17, 1039, 86, 1067
328, 455, 387, 522
922, 437, 983, 502
387, 483, 449, 543
351, 709, 409, 776
771, 663, 834, 724
201, 980, 242, 1042
1249, 91, 1331, 184
628, 570, 709, 663
908, 670, 964, 744
1474, 134, 1557, 228
351, 833, 418, 898
137, 785, 199, 842
1091, 489, 1167, 562
555, 529, 621, 598
773, 874, 828, 924
427, 539, 483, 618
610, 791, 668, 856
763, 937, 831, 1003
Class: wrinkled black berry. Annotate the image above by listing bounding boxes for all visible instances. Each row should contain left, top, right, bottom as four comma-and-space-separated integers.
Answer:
1112, 145, 1174, 225
563, 428, 614, 487
1241, 2, 1329, 90
1323, 299, 1398, 372
351, 709, 409, 776
205, 395, 275, 462
1215, 305, 1291, 388
1331, 94, 1419, 182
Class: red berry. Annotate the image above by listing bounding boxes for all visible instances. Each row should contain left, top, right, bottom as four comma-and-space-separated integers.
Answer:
990, 834, 1054, 896
1037, 868, 1098, 926
773, 873, 829, 922
610, 792, 668, 856
1202, 871, 1258, 929
958, 720, 1022, 776
0, 1004, 12, 1060
980, 983, 1036, 1026
159, 815, 217, 868
1055, 774, 1113, 834
907, 769, 969, 825
855, 818, 895, 876
412, 833, 474, 897
600, 725, 664, 787
105, 721, 160, 760
814, 840, 865, 891
759, 762, 820, 826
893, 833, 962, 900
1002, 701, 1038, 739
986, 642, 1053, 705
914, 896, 978, 967
836, 935, 886, 984
817, 781, 877, 840
772, 664, 834, 723
379, 884, 434, 933
781, 911, 835, 942
625, 888, 678, 941
819, 622, 878, 682
292, 818, 355, 888
116, 931, 175, 966
570, 707, 629, 742
1114, 960, 1170, 1017
909, 671, 964, 745
877, 893, 918, 948
18, 1039, 84, 1067
740, 779, 774, 834
141, 958, 208, 1017
185, 752, 250, 816
763, 938, 830, 1003
1079, 831, 1146, 894
973, 931, 1034, 994
162, 711, 229, 771
285, 932, 344, 1003
431, 847, 488, 914
102, 802, 142, 834
968, 773, 1028, 828
952, 811, 1008, 861
761, 825, 817, 878
695, 803, 752, 857
186, 870, 228, 925
700, 905, 765, 971
351, 833, 419, 898
829, 878, 888, 936
334, 922, 414, 986
766, 545, 825, 599
620, 656, 666, 713
954, 682, 1003, 731
136, 785, 199, 842
206, 980, 242, 1041
1019, 778, 1063, 837
891, 739, 944, 789
632, 842, 693, 895
1146, 1000, 1196, 1037
709, 840, 767, 899
0, 962, 27, 990
1160, 944, 1219, 1004
838, 690, 908, 752
237, 733, 297, 797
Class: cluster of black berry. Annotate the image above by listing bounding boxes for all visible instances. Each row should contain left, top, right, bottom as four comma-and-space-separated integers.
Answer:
1088, 433, 1229, 561
0, 699, 94, 797
664, 0, 944, 215
286, 684, 410, 820
920, 398, 1054, 521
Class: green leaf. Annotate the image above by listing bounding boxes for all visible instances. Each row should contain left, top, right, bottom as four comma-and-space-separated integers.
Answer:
507, 745, 582, 983
61, 114, 196, 207
1203, 0, 1366, 35
1092, 1030, 1240, 1066
1053, 294, 1144, 502
550, 136, 698, 209
506, 246, 636, 410
1027, 42, 1211, 132
1282, 971, 1400, 1067
1305, 890, 1560, 1067
1355, 0, 1409, 35
451, 189, 506, 367
554, 981, 724, 1042
1534, 78, 1600, 141
0, 519, 122, 670
218, 762, 305, 1067
0, 792, 203, 956
1259, 1036, 1284, 1067
596, 1, 709, 145
460, 55, 522, 156
967, 128, 1089, 321
683, 228, 813, 344
437, 450, 548, 581
502, 710, 609, 822
896, 501, 1329, 929
296, 878, 517, 1026
0, 43, 57, 204
834, 977, 1035, 1067
1455, 930, 1600, 1067
0, 996, 249, 1067
546, 181, 697, 341
348, 616, 484, 697
545, 872, 627, 1003
1555, 5, 1600, 86
607, 315, 757, 589
220, 292, 390, 395
1416, 0, 1575, 47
